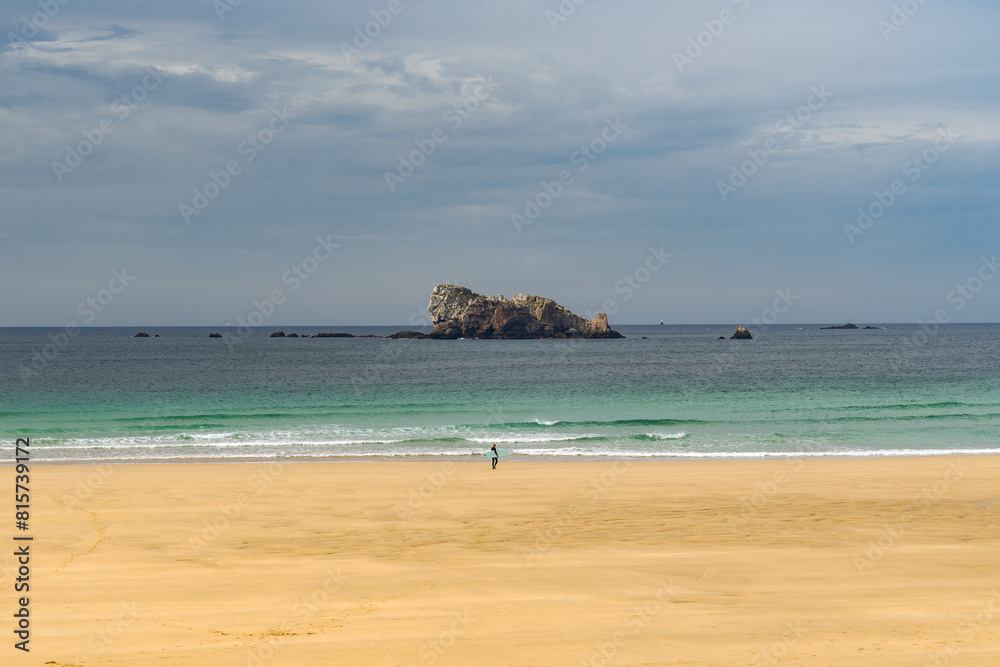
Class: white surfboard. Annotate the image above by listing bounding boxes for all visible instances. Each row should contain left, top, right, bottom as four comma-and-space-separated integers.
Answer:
482, 449, 510, 457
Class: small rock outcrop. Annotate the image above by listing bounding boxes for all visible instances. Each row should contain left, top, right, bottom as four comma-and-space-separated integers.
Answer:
133, 332, 150, 338
421, 284, 624, 339
730, 325, 752, 340
388, 331, 427, 339
314, 332, 354, 338
209, 333, 222, 338
269, 331, 285, 337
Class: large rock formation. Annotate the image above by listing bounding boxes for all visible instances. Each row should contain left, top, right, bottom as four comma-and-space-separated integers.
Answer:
423, 284, 623, 339
730, 325, 752, 340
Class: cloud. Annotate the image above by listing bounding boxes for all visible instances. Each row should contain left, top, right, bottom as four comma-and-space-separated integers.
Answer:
0, 0, 998, 325
80, 24, 140, 42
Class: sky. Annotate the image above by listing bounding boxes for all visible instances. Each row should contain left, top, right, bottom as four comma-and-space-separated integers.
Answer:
1, 0, 998, 326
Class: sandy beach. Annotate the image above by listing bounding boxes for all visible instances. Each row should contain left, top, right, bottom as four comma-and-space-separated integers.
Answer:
9, 456, 1000, 666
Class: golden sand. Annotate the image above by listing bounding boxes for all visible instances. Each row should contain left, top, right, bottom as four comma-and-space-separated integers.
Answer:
8, 456, 1000, 666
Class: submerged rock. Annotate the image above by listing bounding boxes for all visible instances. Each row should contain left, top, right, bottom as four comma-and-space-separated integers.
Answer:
133, 332, 150, 337
730, 325, 752, 340
420, 284, 624, 340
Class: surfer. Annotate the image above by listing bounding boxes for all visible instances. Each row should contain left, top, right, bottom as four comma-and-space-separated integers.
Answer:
490, 444, 498, 470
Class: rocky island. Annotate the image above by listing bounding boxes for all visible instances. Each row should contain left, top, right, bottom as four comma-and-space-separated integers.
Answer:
406, 284, 624, 339
730, 325, 752, 339
820, 323, 859, 329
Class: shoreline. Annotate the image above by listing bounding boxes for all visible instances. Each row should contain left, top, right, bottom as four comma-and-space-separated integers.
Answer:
21, 448, 1000, 466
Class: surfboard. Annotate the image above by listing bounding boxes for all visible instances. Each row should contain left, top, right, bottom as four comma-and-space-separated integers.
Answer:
482, 449, 510, 457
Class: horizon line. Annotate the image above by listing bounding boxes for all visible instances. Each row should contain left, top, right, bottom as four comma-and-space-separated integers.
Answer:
1, 322, 998, 329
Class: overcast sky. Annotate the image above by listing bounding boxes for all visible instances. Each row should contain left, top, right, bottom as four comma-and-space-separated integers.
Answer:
1, 0, 997, 326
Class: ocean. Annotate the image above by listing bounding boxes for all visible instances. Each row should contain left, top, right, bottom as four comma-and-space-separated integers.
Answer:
2, 324, 999, 463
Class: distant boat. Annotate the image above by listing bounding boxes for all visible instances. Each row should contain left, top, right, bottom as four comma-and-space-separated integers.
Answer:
660, 320, 664, 325
224, 321, 231, 327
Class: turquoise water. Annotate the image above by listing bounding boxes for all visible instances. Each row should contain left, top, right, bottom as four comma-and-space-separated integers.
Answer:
2, 325, 999, 461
